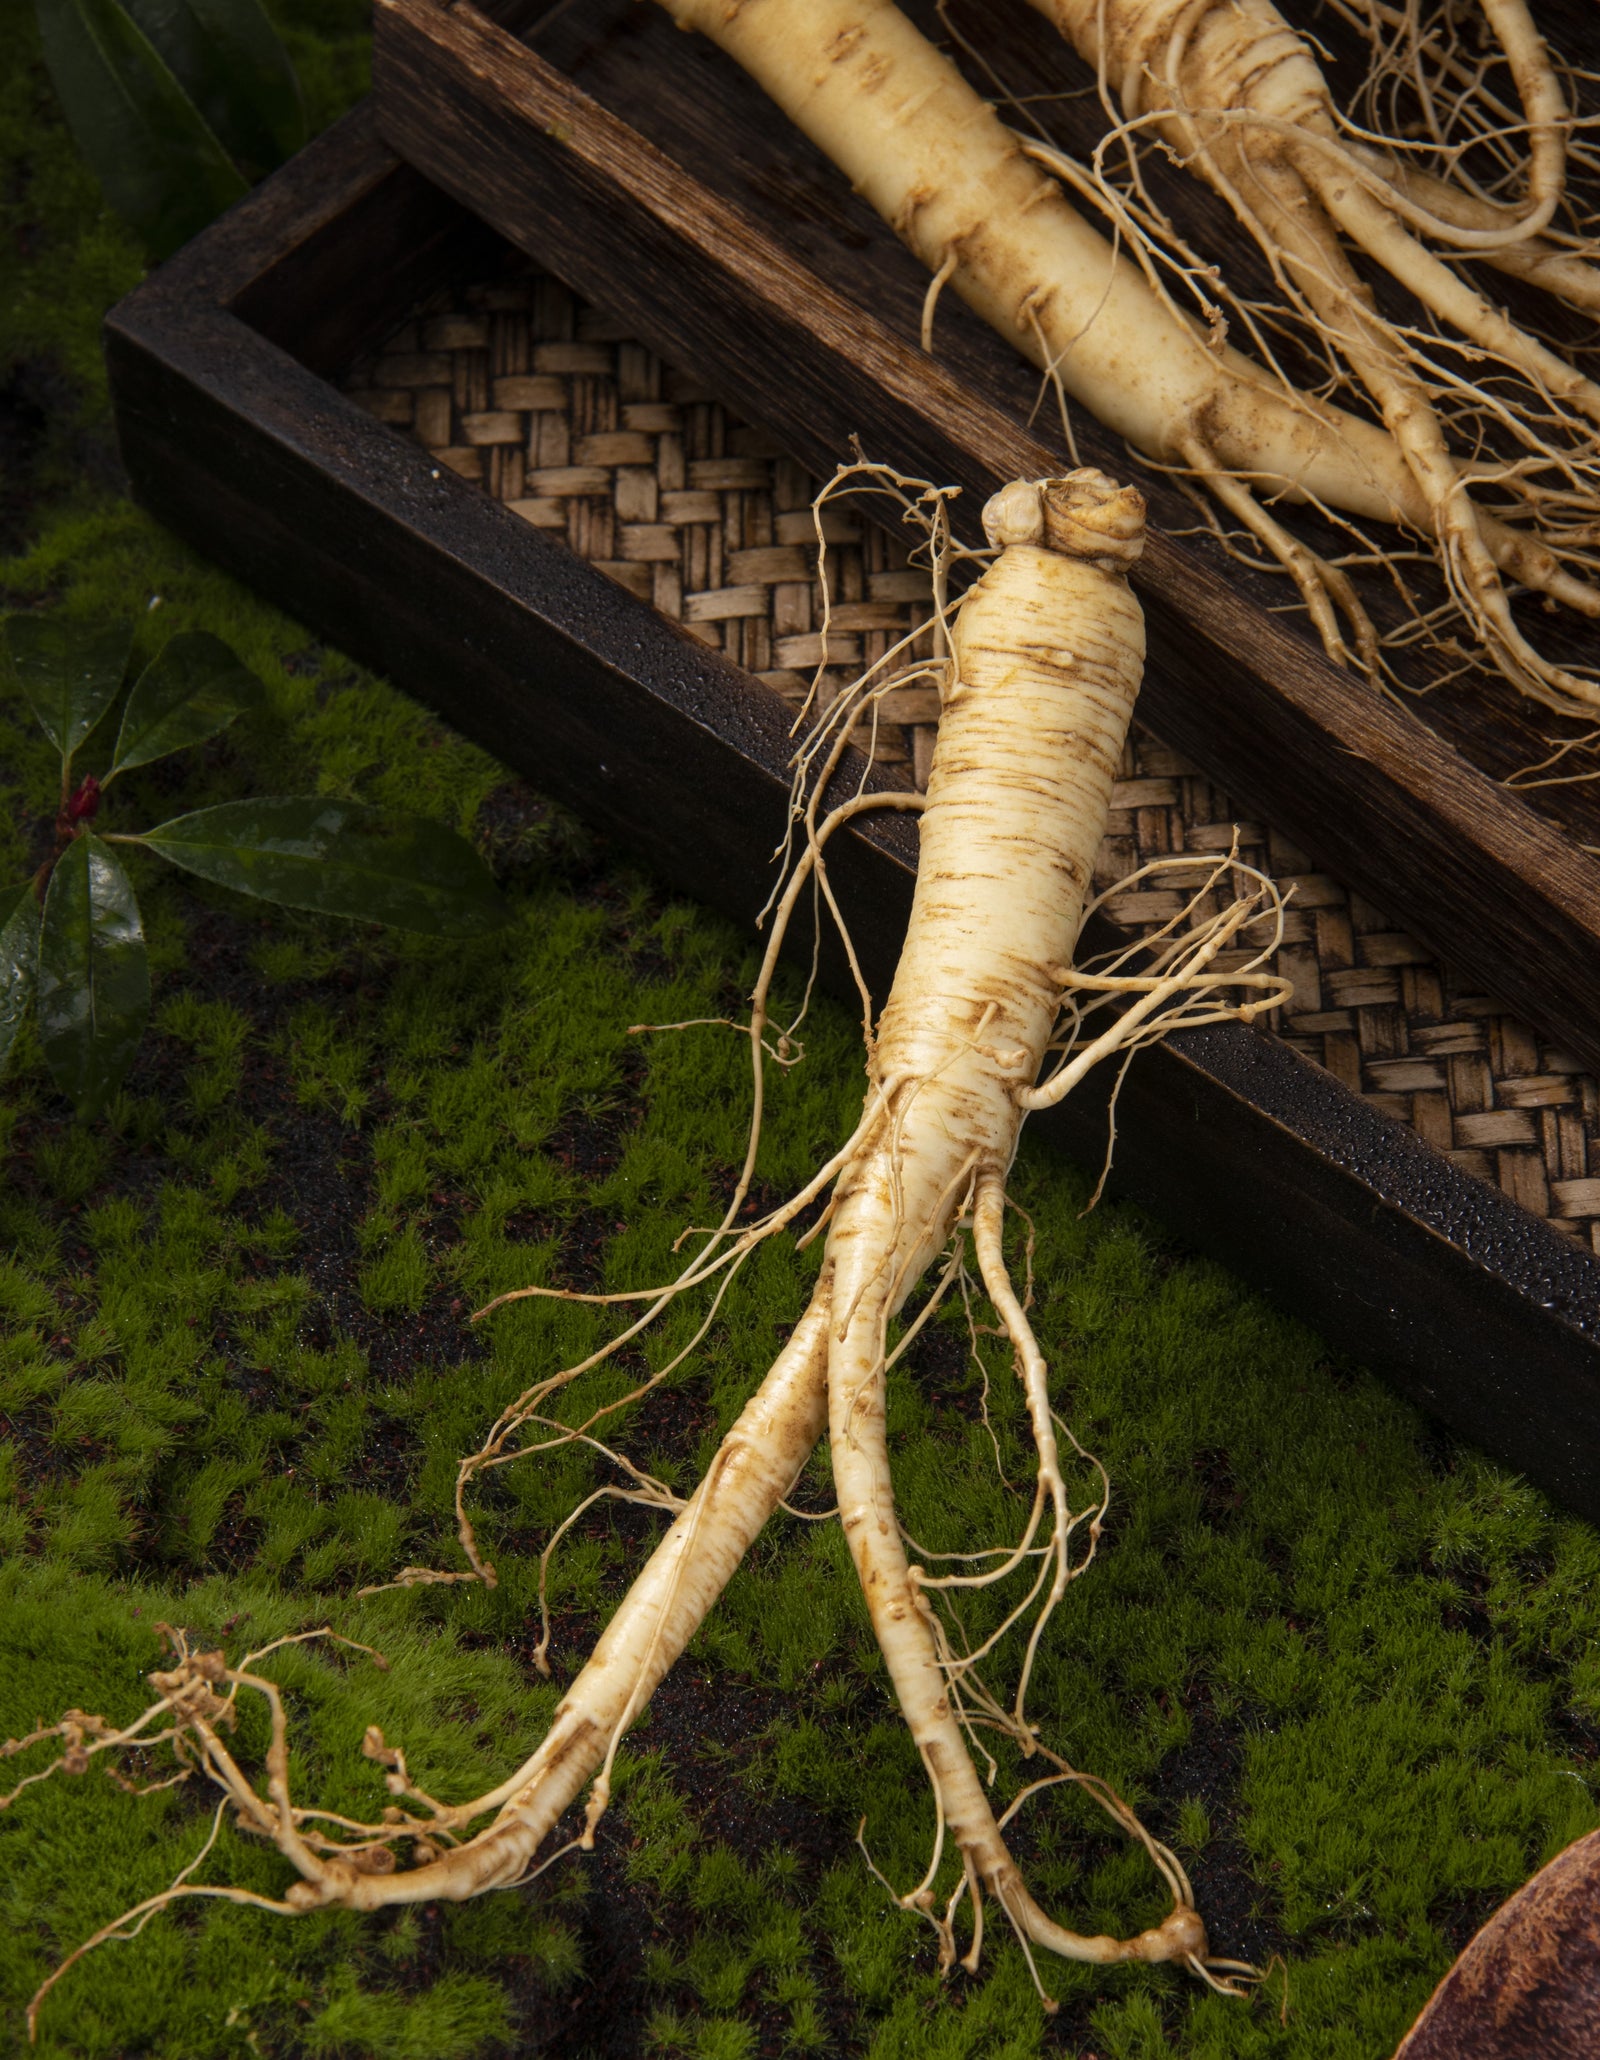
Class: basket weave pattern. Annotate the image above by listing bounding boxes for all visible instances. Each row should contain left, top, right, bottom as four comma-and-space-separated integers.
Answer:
343, 269, 1600, 1254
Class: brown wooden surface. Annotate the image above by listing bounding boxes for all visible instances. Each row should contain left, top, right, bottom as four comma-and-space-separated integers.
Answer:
370, 0, 1600, 1090
1394, 1828, 1600, 2059
349, 266, 1600, 1258
101, 108, 1600, 1525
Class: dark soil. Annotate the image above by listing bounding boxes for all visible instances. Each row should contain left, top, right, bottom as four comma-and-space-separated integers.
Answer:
0, 360, 124, 563
1147, 1693, 1289, 1969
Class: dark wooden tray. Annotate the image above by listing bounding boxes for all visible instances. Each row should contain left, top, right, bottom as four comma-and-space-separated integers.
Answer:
369, 0, 1600, 1090
102, 106, 1600, 1524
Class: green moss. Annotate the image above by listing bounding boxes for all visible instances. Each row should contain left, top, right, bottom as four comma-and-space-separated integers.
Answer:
303, 1972, 512, 2058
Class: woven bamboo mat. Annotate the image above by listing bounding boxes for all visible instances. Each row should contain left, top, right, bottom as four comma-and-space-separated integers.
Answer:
342, 266, 1600, 1255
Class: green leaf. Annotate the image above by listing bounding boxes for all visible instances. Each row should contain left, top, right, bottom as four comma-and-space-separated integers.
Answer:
109, 631, 264, 777
119, 0, 305, 173
38, 836, 151, 1119
138, 799, 511, 935
4, 616, 134, 769
32, 0, 249, 261
0, 883, 42, 1082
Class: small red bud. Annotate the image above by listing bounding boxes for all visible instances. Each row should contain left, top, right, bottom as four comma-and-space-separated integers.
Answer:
67, 775, 102, 823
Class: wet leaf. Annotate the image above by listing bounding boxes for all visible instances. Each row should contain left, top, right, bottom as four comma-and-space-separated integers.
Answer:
4, 616, 134, 770
138, 798, 511, 934
119, 0, 305, 174
38, 835, 150, 1118
0, 882, 41, 1081
32, 0, 248, 261
110, 631, 264, 777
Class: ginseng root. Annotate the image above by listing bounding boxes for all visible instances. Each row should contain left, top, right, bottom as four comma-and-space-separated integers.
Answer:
8, 471, 1288, 2031
657, 0, 1600, 714
1025, 0, 1600, 714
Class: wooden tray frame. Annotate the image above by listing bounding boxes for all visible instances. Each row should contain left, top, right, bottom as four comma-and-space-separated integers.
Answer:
102, 106, 1600, 1525
370, 0, 1600, 1085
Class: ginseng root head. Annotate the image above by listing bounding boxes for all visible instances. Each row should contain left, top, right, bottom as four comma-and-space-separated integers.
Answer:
982, 470, 1147, 571
1042, 471, 1147, 570
982, 478, 1046, 549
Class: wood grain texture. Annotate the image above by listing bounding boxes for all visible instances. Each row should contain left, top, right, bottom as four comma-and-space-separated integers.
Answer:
351, 274, 1600, 1255
1394, 1829, 1600, 2060
371, 0, 1600, 1086
101, 107, 1600, 1523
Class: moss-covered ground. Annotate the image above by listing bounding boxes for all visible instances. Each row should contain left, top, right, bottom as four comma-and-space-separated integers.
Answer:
2, 5, 1598, 2054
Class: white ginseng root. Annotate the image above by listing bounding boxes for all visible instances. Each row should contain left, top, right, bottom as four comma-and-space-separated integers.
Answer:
656, 0, 1600, 714
9, 471, 1289, 2031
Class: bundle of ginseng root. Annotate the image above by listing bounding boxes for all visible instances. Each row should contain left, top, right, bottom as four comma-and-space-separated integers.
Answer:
3, 470, 1292, 2033
659, 0, 1600, 726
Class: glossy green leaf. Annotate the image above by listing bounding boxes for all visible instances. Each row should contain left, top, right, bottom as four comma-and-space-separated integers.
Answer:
4, 616, 134, 769
109, 631, 264, 777
138, 799, 511, 934
32, 0, 248, 261
0, 883, 41, 1081
120, 0, 305, 173
38, 835, 150, 1119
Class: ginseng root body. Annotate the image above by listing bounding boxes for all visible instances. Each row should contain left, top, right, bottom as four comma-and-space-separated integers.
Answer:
13, 473, 1289, 2030
325, 471, 1198, 1968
